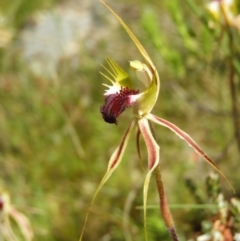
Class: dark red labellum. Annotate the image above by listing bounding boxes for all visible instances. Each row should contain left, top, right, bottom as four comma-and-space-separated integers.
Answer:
100, 87, 139, 124
0, 197, 4, 211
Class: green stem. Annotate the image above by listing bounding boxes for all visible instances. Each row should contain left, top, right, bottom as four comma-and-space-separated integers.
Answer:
154, 164, 179, 241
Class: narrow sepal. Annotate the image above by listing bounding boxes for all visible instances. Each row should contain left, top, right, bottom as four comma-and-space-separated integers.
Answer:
147, 113, 234, 193
0, 193, 33, 241
107, 120, 136, 170
9, 208, 33, 241
138, 117, 160, 241
100, 1, 152, 67
79, 120, 136, 241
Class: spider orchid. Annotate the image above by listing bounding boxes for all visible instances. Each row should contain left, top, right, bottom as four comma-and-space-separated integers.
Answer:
0, 188, 33, 241
80, 1, 234, 240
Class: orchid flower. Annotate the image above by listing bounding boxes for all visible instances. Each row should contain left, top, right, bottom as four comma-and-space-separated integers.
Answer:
80, 1, 234, 240
206, 0, 240, 29
0, 188, 33, 241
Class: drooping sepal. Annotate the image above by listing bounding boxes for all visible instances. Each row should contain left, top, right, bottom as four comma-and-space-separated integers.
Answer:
79, 120, 136, 241
138, 117, 160, 241
147, 113, 234, 193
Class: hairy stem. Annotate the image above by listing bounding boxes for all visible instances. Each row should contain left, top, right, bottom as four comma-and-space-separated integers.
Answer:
154, 164, 179, 241
148, 121, 179, 241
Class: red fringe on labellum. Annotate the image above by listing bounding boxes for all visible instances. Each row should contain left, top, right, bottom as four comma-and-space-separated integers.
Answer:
100, 87, 139, 124
0, 197, 4, 210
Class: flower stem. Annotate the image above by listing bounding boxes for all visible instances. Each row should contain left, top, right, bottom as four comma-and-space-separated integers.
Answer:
148, 120, 179, 240
154, 164, 179, 241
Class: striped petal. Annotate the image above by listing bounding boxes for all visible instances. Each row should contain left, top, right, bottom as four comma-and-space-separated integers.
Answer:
79, 120, 136, 241
147, 113, 234, 193
138, 117, 160, 241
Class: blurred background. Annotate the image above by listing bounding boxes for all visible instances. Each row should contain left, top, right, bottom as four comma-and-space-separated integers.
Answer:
0, 0, 240, 240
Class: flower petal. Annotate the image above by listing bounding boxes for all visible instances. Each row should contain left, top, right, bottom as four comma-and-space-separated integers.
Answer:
133, 77, 158, 117
130, 60, 152, 87
100, 1, 152, 68
147, 113, 234, 193
79, 120, 136, 241
9, 207, 33, 241
107, 120, 136, 171
100, 57, 132, 89
138, 117, 160, 241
